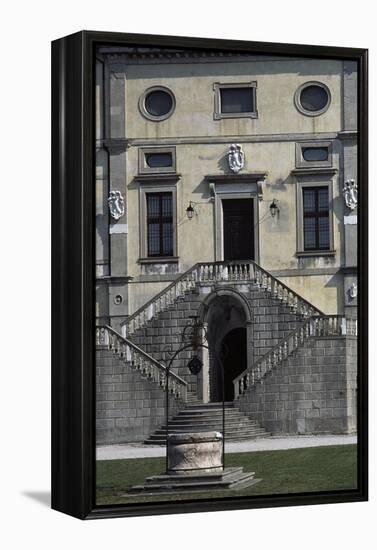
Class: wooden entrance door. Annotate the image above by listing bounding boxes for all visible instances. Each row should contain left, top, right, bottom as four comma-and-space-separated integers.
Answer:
223, 199, 254, 261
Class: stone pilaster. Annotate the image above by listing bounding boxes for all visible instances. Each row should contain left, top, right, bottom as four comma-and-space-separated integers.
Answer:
340, 61, 358, 318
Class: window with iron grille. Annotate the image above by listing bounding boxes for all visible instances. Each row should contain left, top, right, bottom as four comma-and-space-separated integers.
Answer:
303, 187, 330, 250
146, 192, 173, 257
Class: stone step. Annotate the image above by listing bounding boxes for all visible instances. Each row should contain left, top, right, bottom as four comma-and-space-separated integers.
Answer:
178, 410, 240, 416
164, 419, 259, 427
161, 418, 259, 427
145, 393, 269, 444
184, 402, 235, 409
178, 408, 240, 415
128, 467, 261, 494
143, 467, 244, 486
153, 429, 261, 437
153, 424, 265, 434
144, 432, 269, 445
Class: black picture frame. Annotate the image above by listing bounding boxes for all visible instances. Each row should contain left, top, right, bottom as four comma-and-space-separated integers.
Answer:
51, 30, 368, 520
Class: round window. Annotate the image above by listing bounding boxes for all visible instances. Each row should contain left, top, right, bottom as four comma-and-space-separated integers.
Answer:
295, 82, 331, 116
139, 86, 175, 121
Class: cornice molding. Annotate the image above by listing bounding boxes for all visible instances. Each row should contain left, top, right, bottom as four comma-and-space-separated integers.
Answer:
133, 173, 181, 183
205, 172, 268, 183
337, 130, 358, 141
291, 167, 338, 177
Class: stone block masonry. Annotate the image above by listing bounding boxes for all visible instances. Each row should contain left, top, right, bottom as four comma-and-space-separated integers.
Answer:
237, 336, 357, 435
96, 349, 181, 444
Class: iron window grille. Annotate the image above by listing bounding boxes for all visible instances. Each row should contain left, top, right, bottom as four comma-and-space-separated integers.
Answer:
303, 187, 330, 251
146, 192, 174, 257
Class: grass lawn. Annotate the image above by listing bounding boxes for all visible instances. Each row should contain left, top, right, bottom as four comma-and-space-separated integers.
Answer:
96, 444, 357, 506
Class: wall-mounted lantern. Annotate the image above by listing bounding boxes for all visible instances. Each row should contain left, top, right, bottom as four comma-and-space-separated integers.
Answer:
269, 199, 279, 218
186, 201, 195, 220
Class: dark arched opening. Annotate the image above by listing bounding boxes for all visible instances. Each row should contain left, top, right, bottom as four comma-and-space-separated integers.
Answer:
221, 328, 247, 401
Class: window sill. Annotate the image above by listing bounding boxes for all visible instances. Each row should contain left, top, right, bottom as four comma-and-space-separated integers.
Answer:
214, 111, 258, 120
138, 257, 179, 264
296, 250, 336, 258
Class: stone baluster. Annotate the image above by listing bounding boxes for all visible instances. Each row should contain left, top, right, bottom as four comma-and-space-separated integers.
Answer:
270, 279, 275, 299
283, 340, 288, 359
249, 263, 254, 282
264, 355, 270, 374
256, 364, 261, 381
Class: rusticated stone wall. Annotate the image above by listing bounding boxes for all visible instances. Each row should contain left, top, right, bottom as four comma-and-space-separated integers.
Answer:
237, 335, 357, 435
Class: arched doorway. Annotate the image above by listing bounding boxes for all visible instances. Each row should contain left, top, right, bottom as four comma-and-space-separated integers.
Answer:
221, 328, 247, 401
201, 291, 251, 403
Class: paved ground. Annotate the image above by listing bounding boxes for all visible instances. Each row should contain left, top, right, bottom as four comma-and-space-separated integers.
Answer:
96, 434, 357, 461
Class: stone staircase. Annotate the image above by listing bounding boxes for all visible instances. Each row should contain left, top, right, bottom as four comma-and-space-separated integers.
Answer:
144, 401, 270, 445
123, 260, 322, 397
96, 260, 357, 443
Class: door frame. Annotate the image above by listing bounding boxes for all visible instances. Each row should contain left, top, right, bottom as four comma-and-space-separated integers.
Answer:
216, 191, 260, 263
222, 197, 255, 262
206, 174, 265, 263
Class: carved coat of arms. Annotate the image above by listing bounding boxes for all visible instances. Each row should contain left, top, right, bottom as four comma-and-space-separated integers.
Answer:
343, 179, 358, 210
108, 190, 125, 221
228, 144, 245, 173
348, 282, 358, 300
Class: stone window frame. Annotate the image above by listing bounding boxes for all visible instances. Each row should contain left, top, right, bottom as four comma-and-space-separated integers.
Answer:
138, 146, 177, 175
213, 82, 258, 120
294, 81, 331, 117
294, 169, 336, 257
137, 175, 180, 263
138, 85, 176, 122
295, 140, 333, 169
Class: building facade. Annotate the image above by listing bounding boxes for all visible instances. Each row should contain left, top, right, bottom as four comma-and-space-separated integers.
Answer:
95, 47, 358, 444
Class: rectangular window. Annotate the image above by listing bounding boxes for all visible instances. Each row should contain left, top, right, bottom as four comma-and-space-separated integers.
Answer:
295, 141, 332, 168
139, 146, 176, 174
303, 187, 330, 251
213, 82, 257, 119
146, 192, 173, 257
220, 88, 254, 114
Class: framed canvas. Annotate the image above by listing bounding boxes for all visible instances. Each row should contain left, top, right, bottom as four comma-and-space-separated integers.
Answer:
51, 30, 368, 520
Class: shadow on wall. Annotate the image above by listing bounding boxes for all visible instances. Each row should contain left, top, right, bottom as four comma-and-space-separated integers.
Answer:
324, 273, 344, 313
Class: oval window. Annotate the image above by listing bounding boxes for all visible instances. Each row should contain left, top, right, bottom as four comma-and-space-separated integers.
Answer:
145, 153, 173, 168
139, 86, 175, 121
295, 82, 331, 116
302, 147, 329, 162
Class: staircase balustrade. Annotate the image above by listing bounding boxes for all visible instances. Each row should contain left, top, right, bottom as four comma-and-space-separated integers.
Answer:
233, 315, 358, 399
96, 325, 187, 400
122, 260, 324, 337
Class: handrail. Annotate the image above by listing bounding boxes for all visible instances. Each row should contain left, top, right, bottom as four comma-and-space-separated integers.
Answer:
96, 325, 187, 399
233, 314, 358, 399
125, 262, 201, 326
121, 259, 324, 336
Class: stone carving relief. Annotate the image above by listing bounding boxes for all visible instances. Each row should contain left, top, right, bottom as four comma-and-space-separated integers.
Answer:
108, 190, 125, 220
114, 294, 123, 305
228, 144, 245, 173
343, 179, 358, 210
348, 283, 358, 300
